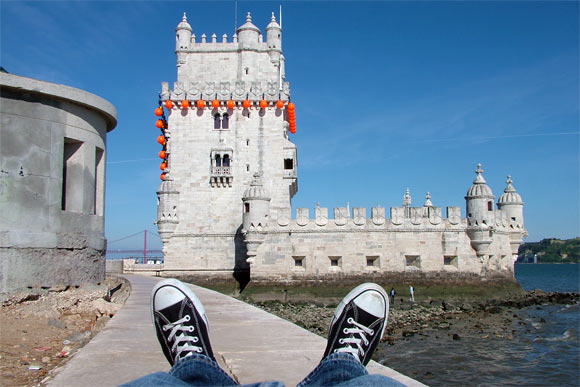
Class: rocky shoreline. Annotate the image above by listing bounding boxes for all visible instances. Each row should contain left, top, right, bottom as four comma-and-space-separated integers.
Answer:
248, 290, 579, 349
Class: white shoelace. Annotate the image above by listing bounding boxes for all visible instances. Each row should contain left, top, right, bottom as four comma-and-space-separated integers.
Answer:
162, 315, 202, 361
334, 317, 374, 361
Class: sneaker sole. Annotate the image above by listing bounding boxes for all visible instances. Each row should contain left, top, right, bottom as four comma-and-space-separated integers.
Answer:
151, 278, 210, 329
332, 283, 389, 340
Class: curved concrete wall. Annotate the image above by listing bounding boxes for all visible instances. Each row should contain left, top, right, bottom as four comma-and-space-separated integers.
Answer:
0, 73, 117, 293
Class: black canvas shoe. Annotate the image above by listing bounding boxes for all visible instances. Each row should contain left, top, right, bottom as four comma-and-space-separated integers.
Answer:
151, 279, 215, 365
323, 283, 389, 366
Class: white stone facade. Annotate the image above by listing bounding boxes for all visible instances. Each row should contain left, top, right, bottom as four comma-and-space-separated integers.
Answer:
157, 13, 526, 283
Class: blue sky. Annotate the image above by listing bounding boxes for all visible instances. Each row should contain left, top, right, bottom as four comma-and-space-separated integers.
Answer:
1, 1, 578, 249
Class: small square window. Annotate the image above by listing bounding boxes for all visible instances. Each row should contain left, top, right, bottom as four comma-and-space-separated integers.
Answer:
405, 255, 420, 268
244, 203, 250, 213
366, 256, 379, 267
443, 256, 457, 267
511, 217, 516, 221
329, 256, 341, 268
284, 159, 294, 170
293, 256, 304, 267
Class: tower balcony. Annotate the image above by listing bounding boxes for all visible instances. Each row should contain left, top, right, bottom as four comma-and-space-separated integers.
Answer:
210, 166, 232, 187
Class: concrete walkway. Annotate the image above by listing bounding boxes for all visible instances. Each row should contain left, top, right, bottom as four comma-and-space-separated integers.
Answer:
48, 275, 424, 386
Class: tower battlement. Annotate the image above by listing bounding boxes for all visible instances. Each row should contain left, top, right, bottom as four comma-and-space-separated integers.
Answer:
174, 12, 286, 94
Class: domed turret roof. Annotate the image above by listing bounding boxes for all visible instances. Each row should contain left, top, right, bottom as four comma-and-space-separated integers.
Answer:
176, 13, 192, 32
243, 173, 270, 200
466, 163, 494, 198
498, 175, 523, 205
266, 12, 281, 30
237, 12, 260, 34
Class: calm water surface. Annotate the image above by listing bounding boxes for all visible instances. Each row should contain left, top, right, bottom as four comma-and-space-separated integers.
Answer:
381, 264, 580, 386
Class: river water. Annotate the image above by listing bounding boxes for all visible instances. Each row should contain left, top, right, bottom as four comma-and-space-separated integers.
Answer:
380, 264, 579, 386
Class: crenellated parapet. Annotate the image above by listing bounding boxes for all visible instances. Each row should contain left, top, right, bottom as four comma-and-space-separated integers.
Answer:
160, 80, 291, 103
266, 204, 466, 232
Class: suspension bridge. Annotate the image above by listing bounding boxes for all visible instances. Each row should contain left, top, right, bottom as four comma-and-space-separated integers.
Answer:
106, 230, 163, 264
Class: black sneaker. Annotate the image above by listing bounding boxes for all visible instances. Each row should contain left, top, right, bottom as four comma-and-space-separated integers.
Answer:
151, 279, 214, 365
323, 283, 389, 366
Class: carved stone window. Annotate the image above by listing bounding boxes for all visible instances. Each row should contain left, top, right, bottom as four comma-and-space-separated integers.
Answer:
488, 201, 493, 211
222, 113, 229, 129
213, 113, 230, 130
284, 158, 293, 170
210, 147, 233, 187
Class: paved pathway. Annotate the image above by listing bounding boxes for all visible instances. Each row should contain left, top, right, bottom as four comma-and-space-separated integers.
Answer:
48, 274, 424, 386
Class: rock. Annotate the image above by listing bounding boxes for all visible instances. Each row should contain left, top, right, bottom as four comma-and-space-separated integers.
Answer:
438, 323, 451, 329
485, 305, 502, 314
48, 319, 66, 329
460, 303, 473, 312
67, 331, 91, 342
91, 298, 122, 317
452, 333, 461, 340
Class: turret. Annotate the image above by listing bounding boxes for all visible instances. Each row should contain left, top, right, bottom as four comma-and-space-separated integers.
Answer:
497, 175, 524, 229
156, 175, 179, 245
176, 13, 192, 65
403, 188, 411, 218
498, 175, 526, 261
242, 173, 271, 232
465, 163, 495, 227
465, 163, 494, 255
266, 12, 282, 62
242, 173, 270, 264
237, 12, 260, 48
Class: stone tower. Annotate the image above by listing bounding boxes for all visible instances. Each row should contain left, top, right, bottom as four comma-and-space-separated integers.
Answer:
157, 12, 298, 277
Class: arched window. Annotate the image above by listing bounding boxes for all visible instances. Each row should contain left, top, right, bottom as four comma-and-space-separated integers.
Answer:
215, 154, 222, 167
222, 113, 229, 129
222, 154, 230, 167
214, 114, 221, 129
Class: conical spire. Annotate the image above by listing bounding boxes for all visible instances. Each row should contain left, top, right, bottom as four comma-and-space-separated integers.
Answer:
473, 163, 486, 184
237, 11, 260, 35
267, 12, 281, 29
424, 192, 433, 207
403, 188, 412, 207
